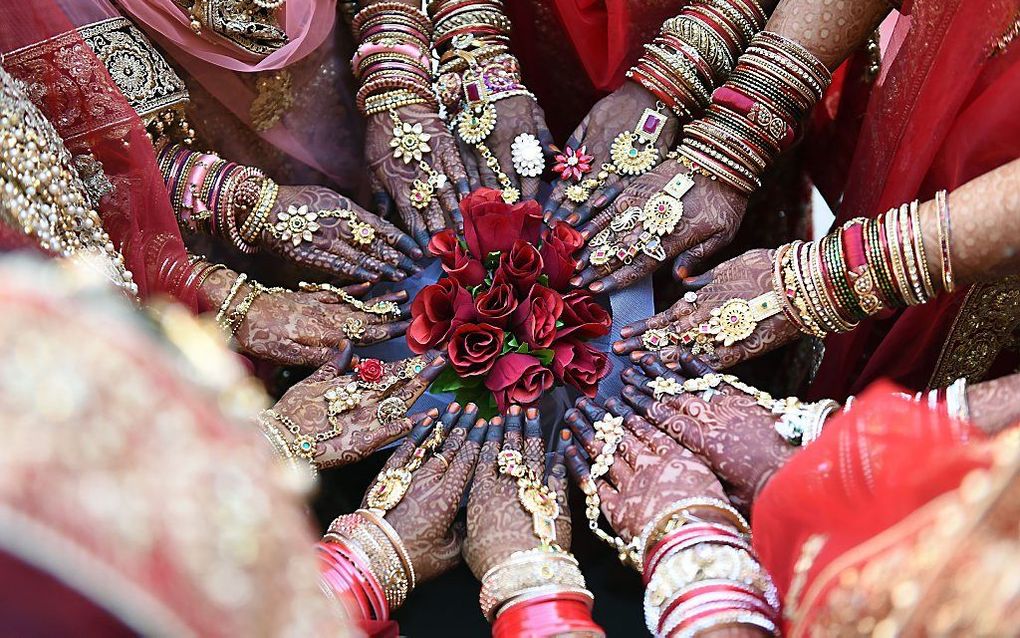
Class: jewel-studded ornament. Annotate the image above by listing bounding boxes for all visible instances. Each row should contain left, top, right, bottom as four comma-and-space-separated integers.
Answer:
511, 132, 545, 178
272, 204, 320, 246
390, 119, 433, 163
366, 467, 413, 511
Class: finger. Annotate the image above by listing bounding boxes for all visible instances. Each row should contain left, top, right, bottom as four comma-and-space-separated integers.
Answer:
477, 415, 505, 482
395, 199, 431, 251
564, 408, 598, 458
620, 365, 657, 397
389, 354, 446, 404
606, 398, 671, 452
365, 238, 414, 276
424, 198, 447, 238
588, 255, 652, 294
439, 143, 468, 210
437, 180, 461, 230
363, 289, 410, 307
382, 412, 438, 469
621, 384, 656, 416
426, 403, 477, 474
307, 342, 355, 382
443, 416, 487, 494
367, 212, 423, 261
544, 428, 571, 483
458, 138, 483, 192
305, 247, 381, 284
521, 406, 544, 476
566, 444, 614, 501
618, 308, 680, 339
676, 350, 717, 378
502, 407, 523, 453
637, 353, 688, 385
340, 282, 372, 298
672, 234, 728, 281
569, 177, 625, 227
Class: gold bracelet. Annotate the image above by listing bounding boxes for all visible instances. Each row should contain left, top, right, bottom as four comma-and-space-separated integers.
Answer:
215, 272, 247, 323
358, 508, 417, 591
935, 189, 955, 292
479, 548, 588, 621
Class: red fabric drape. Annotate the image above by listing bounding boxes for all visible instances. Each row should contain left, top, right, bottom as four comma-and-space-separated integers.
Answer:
0, 0, 201, 309
752, 381, 987, 634
807, 0, 1020, 399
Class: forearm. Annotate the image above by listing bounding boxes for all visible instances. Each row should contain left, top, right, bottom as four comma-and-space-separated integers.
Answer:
967, 372, 1020, 435
766, 0, 890, 71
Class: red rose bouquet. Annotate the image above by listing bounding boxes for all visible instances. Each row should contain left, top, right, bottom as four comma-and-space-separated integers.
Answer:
408, 188, 612, 414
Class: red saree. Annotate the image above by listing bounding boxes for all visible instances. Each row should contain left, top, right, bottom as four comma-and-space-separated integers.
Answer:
752, 381, 1018, 635
0, 0, 202, 309
807, 0, 1020, 399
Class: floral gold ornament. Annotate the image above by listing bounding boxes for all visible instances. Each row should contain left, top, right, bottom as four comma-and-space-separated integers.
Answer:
317, 208, 376, 246
365, 418, 446, 513
641, 327, 679, 352
498, 449, 560, 548
387, 110, 446, 211
260, 408, 344, 470
648, 376, 683, 400
552, 144, 593, 182
511, 133, 545, 178
376, 396, 408, 426
298, 281, 401, 318
677, 292, 783, 356
270, 204, 320, 246
341, 316, 367, 340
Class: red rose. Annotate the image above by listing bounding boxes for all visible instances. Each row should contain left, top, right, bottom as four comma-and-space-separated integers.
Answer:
550, 339, 611, 398
460, 188, 544, 259
511, 284, 564, 349
356, 358, 385, 383
485, 353, 554, 413
428, 229, 485, 287
557, 291, 612, 339
407, 278, 475, 354
448, 323, 505, 377
540, 221, 584, 291
493, 240, 544, 295
475, 283, 518, 328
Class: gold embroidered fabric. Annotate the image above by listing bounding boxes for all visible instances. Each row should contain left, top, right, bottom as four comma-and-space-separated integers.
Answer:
928, 276, 1020, 389
183, 0, 288, 57
79, 18, 189, 125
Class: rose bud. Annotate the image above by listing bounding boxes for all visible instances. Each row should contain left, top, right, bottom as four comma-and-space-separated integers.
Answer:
460, 188, 544, 259
447, 323, 505, 376
407, 278, 475, 354
485, 353, 554, 413
511, 284, 564, 349
550, 339, 611, 398
557, 290, 612, 339
475, 283, 518, 328
540, 221, 584, 291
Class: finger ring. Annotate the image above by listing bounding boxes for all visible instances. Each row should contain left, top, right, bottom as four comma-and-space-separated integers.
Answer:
376, 396, 408, 426
648, 376, 683, 400
325, 381, 362, 415
434, 452, 450, 471
683, 291, 698, 305
641, 328, 676, 351
341, 316, 367, 340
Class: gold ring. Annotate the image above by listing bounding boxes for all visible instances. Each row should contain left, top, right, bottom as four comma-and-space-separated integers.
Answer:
434, 452, 451, 471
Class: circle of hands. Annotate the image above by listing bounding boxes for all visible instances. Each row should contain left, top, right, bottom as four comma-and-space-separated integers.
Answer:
284, 350, 800, 591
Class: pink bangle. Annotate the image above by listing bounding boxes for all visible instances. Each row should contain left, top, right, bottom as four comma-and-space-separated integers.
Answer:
713, 86, 796, 148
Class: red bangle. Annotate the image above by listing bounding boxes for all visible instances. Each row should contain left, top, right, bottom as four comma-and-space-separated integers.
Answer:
492, 596, 604, 638
644, 524, 746, 583
657, 583, 765, 628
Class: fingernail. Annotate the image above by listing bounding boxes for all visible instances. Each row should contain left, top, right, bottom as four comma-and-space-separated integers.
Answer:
448, 402, 460, 412
475, 418, 486, 427
560, 429, 572, 440
569, 276, 582, 286
491, 416, 503, 426
509, 405, 522, 415
676, 267, 689, 279
543, 211, 552, 223
620, 327, 633, 337
427, 407, 440, 417
465, 402, 478, 412
526, 407, 538, 419
395, 290, 409, 300
580, 229, 591, 240
566, 213, 580, 225
613, 342, 625, 354
630, 352, 643, 362
592, 195, 607, 208
590, 281, 604, 292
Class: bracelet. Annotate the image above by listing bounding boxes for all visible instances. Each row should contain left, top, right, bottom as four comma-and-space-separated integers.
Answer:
935, 189, 955, 292
479, 548, 589, 621
215, 272, 247, 323
946, 376, 970, 422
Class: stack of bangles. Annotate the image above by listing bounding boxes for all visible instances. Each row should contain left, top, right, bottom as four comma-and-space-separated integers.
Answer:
157, 141, 277, 254
639, 498, 779, 638
773, 192, 953, 339
628, 0, 767, 119
676, 31, 831, 194
212, 271, 284, 336
431, 0, 541, 200
352, 1, 436, 116
317, 509, 416, 623
481, 548, 603, 638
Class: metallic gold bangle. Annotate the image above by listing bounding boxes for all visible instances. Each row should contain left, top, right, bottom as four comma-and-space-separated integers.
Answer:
935, 189, 955, 292
910, 199, 937, 299
479, 548, 588, 621
358, 508, 417, 592
215, 272, 247, 323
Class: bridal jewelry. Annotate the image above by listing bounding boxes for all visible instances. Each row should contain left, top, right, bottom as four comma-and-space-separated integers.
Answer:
341, 316, 368, 340
365, 419, 446, 512
498, 449, 561, 548
677, 291, 783, 356
298, 281, 401, 319
269, 204, 319, 247
511, 133, 545, 177
389, 109, 447, 210
376, 396, 408, 426
648, 376, 683, 400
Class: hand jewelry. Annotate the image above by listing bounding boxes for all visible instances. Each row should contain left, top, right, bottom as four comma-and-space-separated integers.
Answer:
677, 292, 783, 356
376, 396, 409, 426
261, 408, 343, 469
498, 449, 561, 549
552, 144, 593, 182
298, 281, 401, 319
648, 376, 683, 400
388, 109, 447, 210
341, 316, 368, 340
511, 133, 545, 177
566, 105, 668, 204
269, 204, 320, 247
365, 420, 446, 512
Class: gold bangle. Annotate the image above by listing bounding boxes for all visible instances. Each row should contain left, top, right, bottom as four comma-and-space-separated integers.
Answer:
215, 272, 247, 323
357, 508, 417, 592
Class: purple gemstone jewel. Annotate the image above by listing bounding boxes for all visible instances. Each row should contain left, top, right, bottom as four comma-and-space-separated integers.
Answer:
642, 114, 662, 134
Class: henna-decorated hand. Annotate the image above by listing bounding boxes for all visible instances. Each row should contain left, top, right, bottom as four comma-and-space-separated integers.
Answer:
613, 249, 801, 370
365, 105, 469, 249
463, 406, 572, 578
619, 353, 799, 511
544, 82, 682, 227
259, 184, 423, 283
367, 403, 487, 582
458, 96, 552, 202
269, 352, 447, 469
563, 396, 728, 543
570, 170, 747, 294
201, 268, 411, 367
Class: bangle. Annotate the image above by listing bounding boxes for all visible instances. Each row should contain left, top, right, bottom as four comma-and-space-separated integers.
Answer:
215, 272, 247, 323
935, 189, 955, 292
357, 508, 417, 593
946, 376, 970, 422
479, 548, 588, 621
237, 178, 277, 249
